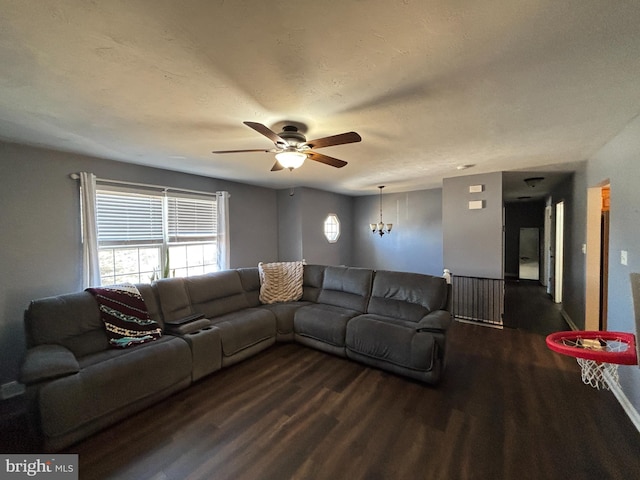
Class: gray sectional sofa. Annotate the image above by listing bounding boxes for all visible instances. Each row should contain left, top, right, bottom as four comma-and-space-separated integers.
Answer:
20, 264, 452, 451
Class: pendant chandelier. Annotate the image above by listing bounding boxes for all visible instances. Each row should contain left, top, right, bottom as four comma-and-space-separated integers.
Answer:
370, 185, 393, 236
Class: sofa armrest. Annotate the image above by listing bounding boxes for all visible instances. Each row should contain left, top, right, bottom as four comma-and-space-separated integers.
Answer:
416, 310, 452, 333
20, 344, 80, 385
164, 318, 211, 336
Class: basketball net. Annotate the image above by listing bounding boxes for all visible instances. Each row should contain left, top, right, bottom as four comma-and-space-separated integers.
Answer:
575, 357, 619, 390
565, 337, 626, 390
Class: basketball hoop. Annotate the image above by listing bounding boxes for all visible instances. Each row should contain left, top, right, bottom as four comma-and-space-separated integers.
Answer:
546, 331, 638, 390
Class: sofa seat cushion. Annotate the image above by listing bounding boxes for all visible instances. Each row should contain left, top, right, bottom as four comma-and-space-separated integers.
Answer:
39, 335, 191, 438
208, 308, 276, 357
345, 314, 437, 372
294, 304, 361, 347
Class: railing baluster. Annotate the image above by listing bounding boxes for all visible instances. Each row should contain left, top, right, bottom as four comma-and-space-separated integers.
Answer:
451, 275, 504, 327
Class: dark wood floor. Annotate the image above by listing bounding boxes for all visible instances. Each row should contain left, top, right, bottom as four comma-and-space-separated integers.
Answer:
5, 282, 640, 479
503, 278, 568, 334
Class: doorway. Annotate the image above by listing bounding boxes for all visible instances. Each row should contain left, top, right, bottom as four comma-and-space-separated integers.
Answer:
600, 186, 610, 330
519, 227, 540, 280
585, 183, 610, 330
544, 204, 553, 292
554, 201, 564, 303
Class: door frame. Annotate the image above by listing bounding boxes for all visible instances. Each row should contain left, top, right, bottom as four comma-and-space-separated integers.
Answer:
543, 204, 552, 290
554, 201, 564, 303
585, 181, 610, 330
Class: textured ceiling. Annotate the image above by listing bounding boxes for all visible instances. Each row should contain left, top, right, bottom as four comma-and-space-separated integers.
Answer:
1, 0, 639, 196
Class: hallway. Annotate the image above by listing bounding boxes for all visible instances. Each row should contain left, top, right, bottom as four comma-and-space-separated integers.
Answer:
503, 279, 569, 335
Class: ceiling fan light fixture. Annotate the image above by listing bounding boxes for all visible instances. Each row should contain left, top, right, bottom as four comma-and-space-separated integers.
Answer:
275, 150, 307, 169
213, 122, 358, 171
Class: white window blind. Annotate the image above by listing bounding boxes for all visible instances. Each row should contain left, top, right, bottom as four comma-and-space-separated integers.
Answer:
167, 196, 217, 243
96, 191, 164, 246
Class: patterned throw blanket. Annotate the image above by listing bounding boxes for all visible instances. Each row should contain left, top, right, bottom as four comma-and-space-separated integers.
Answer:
86, 283, 162, 348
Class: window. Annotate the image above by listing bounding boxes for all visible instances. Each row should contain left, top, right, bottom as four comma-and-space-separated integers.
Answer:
96, 187, 218, 285
323, 214, 340, 243
167, 196, 217, 278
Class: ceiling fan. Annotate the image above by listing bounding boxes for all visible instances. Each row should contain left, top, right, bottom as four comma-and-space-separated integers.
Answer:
212, 121, 362, 171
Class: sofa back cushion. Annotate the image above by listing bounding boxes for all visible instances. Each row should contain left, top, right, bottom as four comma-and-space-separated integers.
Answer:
25, 292, 110, 358
317, 266, 373, 312
25, 285, 165, 357
185, 270, 251, 317
136, 283, 164, 327
302, 264, 325, 302
154, 277, 193, 322
155, 271, 252, 321
237, 267, 262, 307
367, 270, 448, 322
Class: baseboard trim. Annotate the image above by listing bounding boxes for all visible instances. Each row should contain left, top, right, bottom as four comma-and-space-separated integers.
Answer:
560, 308, 579, 331
454, 318, 504, 330
604, 370, 640, 434
560, 308, 640, 434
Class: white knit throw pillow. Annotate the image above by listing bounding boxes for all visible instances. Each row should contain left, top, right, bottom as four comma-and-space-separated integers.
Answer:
258, 261, 304, 304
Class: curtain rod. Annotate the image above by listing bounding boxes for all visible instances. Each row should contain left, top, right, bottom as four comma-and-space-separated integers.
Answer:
69, 173, 223, 198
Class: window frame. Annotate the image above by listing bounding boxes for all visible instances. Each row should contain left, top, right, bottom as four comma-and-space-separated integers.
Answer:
323, 213, 341, 243
95, 184, 218, 285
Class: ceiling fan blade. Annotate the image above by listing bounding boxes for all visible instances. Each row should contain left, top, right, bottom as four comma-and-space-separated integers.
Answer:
307, 151, 348, 168
270, 161, 284, 171
304, 131, 361, 149
243, 121, 287, 146
212, 149, 274, 154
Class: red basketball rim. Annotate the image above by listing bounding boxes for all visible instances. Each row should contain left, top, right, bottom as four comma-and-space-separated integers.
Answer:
546, 331, 638, 365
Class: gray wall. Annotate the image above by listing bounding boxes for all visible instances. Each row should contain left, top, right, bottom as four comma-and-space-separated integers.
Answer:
443, 172, 504, 279
276, 188, 303, 262
353, 188, 443, 276
580, 116, 640, 412
0, 141, 279, 384
277, 187, 353, 266
551, 171, 584, 327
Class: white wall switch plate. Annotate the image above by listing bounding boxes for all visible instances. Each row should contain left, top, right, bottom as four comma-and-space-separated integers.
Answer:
468, 200, 484, 209
621, 250, 628, 266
